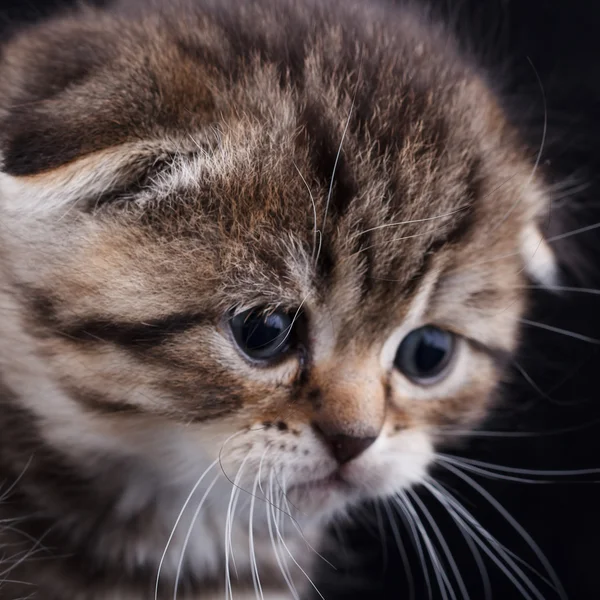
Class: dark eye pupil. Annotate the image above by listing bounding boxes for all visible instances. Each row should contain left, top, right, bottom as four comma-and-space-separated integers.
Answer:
395, 325, 455, 382
230, 308, 293, 361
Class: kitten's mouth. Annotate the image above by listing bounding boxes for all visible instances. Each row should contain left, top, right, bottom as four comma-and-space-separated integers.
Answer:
288, 470, 350, 495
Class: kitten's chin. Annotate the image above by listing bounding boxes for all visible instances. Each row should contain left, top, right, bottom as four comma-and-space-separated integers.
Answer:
286, 473, 360, 518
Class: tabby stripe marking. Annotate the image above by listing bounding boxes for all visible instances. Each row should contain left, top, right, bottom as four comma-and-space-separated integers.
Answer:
59, 313, 207, 349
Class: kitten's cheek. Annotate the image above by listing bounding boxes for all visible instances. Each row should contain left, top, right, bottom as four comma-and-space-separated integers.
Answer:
341, 429, 434, 497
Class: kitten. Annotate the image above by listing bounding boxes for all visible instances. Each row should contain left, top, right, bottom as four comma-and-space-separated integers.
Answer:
0, 0, 558, 598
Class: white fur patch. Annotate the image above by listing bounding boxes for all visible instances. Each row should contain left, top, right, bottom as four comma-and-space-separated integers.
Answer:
520, 223, 558, 287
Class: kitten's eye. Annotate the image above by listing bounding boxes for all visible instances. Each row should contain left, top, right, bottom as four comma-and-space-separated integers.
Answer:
394, 325, 455, 384
230, 308, 294, 362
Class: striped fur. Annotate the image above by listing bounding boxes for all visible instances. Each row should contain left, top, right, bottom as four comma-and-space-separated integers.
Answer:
0, 0, 555, 598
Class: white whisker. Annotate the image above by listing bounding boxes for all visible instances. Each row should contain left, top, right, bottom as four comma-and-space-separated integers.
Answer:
257, 445, 270, 497
399, 489, 452, 600
271, 470, 325, 599
516, 284, 600, 295
426, 479, 543, 600
265, 469, 299, 600
407, 488, 470, 600
317, 65, 360, 264
519, 317, 600, 344
393, 492, 433, 600
422, 478, 491, 600
248, 473, 264, 600
293, 161, 320, 260
438, 459, 555, 485
381, 498, 415, 600
279, 487, 336, 570
512, 360, 563, 406
440, 462, 567, 599
432, 421, 600, 438
354, 205, 469, 237
547, 221, 600, 243
155, 458, 219, 600
173, 474, 219, 600
224, 454, 251, 600
351, 230, 436, 258
437, 453, 600, 478
269, 470, 318, 600
432, 475, 566, 597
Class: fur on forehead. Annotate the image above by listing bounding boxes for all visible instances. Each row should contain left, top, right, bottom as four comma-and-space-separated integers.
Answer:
0, 0, 557, 289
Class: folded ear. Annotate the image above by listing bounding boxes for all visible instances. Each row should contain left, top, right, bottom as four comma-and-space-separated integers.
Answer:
0, 141, 193, 215
520, 222, 559, 288
0, 10, 216, 213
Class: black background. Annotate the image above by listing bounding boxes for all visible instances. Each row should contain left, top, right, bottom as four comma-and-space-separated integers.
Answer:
1, 0, 599, 598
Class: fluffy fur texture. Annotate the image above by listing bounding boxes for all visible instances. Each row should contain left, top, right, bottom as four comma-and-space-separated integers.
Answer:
0, 0, 556, 598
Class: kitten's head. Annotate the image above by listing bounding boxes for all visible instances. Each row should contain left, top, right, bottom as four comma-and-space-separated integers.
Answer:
0, 0, 556, 522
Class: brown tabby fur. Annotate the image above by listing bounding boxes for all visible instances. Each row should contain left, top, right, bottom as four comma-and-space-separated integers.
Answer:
0, 0, 553, 598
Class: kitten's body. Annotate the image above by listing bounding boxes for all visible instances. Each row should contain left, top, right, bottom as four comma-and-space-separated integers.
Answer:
0, 0, 556, 598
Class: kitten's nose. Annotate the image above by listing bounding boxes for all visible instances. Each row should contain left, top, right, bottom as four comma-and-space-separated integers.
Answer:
313, 424, 377, 464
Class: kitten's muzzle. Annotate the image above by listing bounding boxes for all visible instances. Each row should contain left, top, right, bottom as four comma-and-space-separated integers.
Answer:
307, 359, 384, 464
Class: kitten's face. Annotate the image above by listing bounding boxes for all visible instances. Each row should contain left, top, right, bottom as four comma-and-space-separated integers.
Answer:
0, 1, 554, 522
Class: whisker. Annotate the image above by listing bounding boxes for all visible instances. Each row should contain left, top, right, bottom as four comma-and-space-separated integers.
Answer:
381, 498, 415, 600
433, 476, 562, 593
248, 472, 264, 600
490, 56, 547, 233
437, 453, 600, 478
407, 488, 470, 600
265, 469, 299, 600
400, 489, 453, 600
217, 434, 293, 518
432, 419, 600, 438
272, 478, 295, 589
519, 317, 600, 344
224, 454, 251, 598
547, 220, 600, 243
224, 478, 236, 600
464, 304, 600, 345
353, 205, 470, 237
218, 439, 298, 532
352, 230, 438, 258
373, 247, 521, 283
438, 220, 600, 288
269, 471, 323, 600
437, 459, 556, 485
257, 445, 270, 498
0, 456, 33, 502
0, 526, 55, 584
422, 477, 492, 600
173, 474, 219, 600
276, 481, 298, 593
440, 462, 568, 599
393, 491, 433, 600
515, 284, 600, 295
512, 359, 566, 406
276, 478, 335, 569
426, 479, 544, 600
155, 458, 219, 600
317, 59, 362, 264
292, 161, 320, 260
